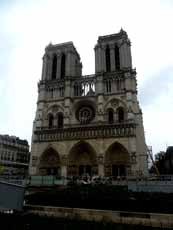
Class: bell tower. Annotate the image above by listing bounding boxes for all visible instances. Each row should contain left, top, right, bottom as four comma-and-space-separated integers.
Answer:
95, 29, 132, 73
41, 41, 82, 81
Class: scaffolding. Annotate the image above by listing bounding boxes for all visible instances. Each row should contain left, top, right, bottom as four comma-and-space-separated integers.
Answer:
147, 146, 160, 176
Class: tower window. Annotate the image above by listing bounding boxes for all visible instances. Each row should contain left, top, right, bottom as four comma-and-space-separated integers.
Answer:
74, 84, 79, 96
117, 79, 121, 91
115, 45, 120, 70
105, 45, 111, 72
74, 83, 83, 96
117, 107, 124, 122
61, 53, 66, 79
48, 114, 54, 128
50, 89, 53, 98
51, 55, 57, 80
106, 80, 112, 93
108, 109, 114, 124
59, 86, 64, 97
57, 113, 64, 128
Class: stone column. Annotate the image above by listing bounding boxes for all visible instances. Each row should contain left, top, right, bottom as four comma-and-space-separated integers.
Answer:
101, 47, 106, 72
123, 43, 128, 68
120, 41, 132, 68
119, 44, 125, 69
61, 155, 68, 177
70, 52, 76, 76
66, 52, 71, 76
95, 75, 103, 95
97, 154, 104, 176
97, 94, 104, 123
94, 46, 98, 73
29, 154, 38, 175
64, 80, 71, 98
61, 166, 67, 177
47, 56, 52, 80
127, 43, 132, 68
56, 54, 61, 79
41, 54, 47, 80
98, 164, 104, 176
64, 99, 70, 127
95, 45, 103, 73
98, 46, 102, 72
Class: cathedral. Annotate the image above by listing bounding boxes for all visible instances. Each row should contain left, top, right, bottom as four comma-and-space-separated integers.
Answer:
29, 29, 148, 178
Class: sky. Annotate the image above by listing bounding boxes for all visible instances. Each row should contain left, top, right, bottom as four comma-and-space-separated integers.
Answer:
0, 0, 173, 156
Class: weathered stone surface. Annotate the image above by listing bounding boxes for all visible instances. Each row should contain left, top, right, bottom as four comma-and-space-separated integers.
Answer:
30, 30, 148, 177
26, 205, 173, 228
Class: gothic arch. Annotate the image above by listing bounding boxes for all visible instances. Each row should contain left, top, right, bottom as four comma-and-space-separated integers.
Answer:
105, 142, 130, 177
68, 141, 97, 176
104, 98, 127, 115
38, 147, 61, 176
73, 99, 96, 112
47, 104, 64, 115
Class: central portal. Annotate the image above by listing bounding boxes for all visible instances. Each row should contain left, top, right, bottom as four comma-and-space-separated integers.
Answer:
79, 165, 91, 176
68, 141, 97, 176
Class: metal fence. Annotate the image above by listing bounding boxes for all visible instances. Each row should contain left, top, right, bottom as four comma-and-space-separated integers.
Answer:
0, 181, 25, 211
27, 174, 173, 187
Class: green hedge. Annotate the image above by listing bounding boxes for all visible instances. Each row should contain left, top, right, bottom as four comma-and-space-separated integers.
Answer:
25, 184, 173, 213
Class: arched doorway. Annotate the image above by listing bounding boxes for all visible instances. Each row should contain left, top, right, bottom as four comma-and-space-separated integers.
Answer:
68, 142, 97, 176
105, 142, 130, 177
38, 148, 61, 176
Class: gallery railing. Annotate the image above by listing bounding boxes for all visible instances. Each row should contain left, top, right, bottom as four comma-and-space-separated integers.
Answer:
27, 175, 173, 187
34, 123, 136, 142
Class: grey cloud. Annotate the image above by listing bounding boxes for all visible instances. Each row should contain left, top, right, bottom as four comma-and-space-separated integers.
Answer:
139, 66, 173, 106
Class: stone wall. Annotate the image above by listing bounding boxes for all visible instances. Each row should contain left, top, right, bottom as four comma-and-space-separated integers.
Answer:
25, 205, 173, 228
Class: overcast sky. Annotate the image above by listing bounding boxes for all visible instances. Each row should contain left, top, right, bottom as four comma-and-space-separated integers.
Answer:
0, 0, 173, 155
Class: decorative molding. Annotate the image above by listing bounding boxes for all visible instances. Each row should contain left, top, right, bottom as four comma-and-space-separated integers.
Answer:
34, 123, 136, 142
110, 99, 120, 108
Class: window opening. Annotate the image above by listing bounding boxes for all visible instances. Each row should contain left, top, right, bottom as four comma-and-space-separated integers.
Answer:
105, 45, 111, 72
108, 109, 114, 124
61, 53, 66, 79
106, 80, 111, 93
48, 114, 54, 128
115, 45, 120, 70
118, 107, 124, 122
51, 55, 57, 80
57, 113, 63, 128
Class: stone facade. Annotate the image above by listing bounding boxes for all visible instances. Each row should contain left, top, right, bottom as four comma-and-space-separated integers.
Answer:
0, 135, 30, 177
29, 29, 148, 177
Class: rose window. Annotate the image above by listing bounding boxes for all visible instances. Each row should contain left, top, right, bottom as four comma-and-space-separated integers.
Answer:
76, 106, 95, 124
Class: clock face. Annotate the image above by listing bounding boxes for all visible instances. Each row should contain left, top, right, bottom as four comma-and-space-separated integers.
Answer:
76, 105, 95, 124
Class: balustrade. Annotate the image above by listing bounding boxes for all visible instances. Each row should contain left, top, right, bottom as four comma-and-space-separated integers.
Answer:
38, 72, 132, 99
73, 74, 96, 97
34, 123, 136, 142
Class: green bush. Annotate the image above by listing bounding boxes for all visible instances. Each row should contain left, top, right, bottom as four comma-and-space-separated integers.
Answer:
25, 185, 173, 213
